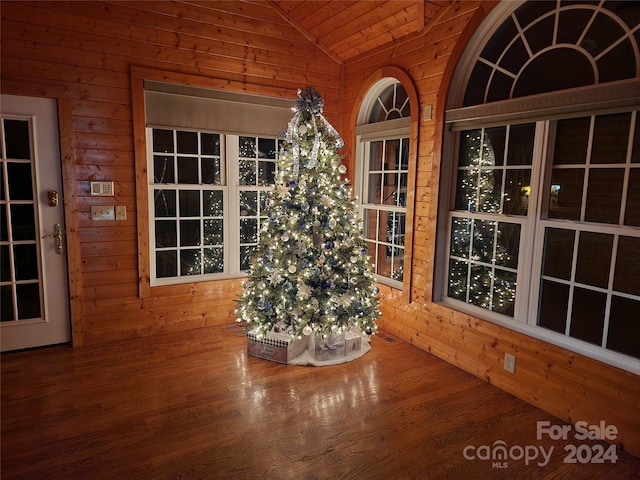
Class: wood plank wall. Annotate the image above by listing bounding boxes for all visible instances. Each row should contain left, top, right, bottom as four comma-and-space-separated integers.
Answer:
340, 0, 640, 459
1, 0, 342, 344
2, 0, 639, 460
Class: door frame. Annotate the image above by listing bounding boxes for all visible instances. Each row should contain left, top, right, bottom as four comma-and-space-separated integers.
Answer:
57, 97, 85, 347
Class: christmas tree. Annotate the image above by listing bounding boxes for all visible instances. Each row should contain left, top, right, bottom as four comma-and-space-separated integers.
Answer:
236, 86, 380, 343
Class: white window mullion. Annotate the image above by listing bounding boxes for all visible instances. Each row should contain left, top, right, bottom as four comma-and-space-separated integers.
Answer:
226, 135, 240, 275
522, 120, 549, 326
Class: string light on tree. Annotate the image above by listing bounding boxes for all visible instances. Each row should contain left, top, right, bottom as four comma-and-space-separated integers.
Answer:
236, 86, 380, 340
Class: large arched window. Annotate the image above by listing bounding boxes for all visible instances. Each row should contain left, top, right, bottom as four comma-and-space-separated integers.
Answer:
355, 80, 411, 288
439, 0, 640, 373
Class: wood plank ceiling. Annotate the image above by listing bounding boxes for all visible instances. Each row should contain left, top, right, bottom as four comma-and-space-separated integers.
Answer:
269, 0, 449, 63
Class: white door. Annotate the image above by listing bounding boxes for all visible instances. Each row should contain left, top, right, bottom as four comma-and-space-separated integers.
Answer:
1, 94, 71, 351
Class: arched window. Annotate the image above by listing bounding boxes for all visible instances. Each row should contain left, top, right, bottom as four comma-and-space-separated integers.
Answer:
356, 79, 411, 288
439, 0, 640, 373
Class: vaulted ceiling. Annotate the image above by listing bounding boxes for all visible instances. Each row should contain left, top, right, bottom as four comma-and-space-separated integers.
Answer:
269, 0, 449, 63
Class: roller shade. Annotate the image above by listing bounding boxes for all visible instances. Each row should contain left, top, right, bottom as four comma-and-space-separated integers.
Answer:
144, 81, 294, 137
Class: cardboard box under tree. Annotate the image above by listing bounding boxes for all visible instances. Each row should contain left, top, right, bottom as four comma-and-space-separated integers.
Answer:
246, 329, 308, 364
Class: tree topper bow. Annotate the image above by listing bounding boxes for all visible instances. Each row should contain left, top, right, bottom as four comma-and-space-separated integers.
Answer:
286, 86, 344, 177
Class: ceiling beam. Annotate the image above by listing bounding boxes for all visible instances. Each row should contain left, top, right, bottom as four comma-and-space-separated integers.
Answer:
267, 1, 344, 65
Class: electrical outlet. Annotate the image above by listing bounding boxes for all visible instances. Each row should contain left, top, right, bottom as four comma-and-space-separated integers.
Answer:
504, 353, 516, 374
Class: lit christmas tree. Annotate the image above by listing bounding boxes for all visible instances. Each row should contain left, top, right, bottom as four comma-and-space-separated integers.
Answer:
236, 87, 380, 343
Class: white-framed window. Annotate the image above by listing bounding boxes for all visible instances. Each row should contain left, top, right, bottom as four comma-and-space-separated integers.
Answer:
237, 136, 281, 271
356, 81, 411, 288
147, 129, 280, 285
440, 0, 640, 373
143, 82, 292, 287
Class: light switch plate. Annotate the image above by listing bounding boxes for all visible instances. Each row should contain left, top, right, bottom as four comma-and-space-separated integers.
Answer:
91, 205, 115, 220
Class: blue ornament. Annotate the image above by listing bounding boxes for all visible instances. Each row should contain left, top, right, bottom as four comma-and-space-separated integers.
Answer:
372, 287, 379, 295
322, 280, 332, 290
325, 241, 333, 250
289, 180, 297, 188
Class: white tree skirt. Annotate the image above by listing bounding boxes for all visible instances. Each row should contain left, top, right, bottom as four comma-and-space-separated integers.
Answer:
288, 336, 371, 366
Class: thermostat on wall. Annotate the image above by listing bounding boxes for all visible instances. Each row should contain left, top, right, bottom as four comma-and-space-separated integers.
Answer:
90, 181, 114, 196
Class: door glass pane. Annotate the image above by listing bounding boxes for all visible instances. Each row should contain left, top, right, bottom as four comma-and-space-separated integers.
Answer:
13, 244, 38, 280
3, 120, 31, 159
1, 285, 14, 321
1, 116, 42, 323
16, 283, 41, 319
7, 163, 33, 200
10, 205, 36, 241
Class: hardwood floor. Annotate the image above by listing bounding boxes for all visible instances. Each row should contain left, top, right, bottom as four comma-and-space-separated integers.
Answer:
2, 324, 639, 480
